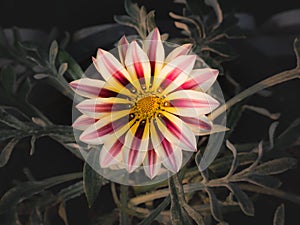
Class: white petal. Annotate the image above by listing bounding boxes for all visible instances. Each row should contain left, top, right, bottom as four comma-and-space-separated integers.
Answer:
143, 148, 161, 179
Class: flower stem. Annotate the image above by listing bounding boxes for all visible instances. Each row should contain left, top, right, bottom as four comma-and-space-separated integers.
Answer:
209, 68, 300, 121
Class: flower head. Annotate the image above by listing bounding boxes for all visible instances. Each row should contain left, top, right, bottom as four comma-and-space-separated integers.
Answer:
71, 28, 219, 179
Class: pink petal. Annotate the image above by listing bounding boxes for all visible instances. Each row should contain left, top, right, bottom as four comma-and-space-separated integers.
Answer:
165, 43, 192, 63
72, 115, 99, 131
164, 90, 220, 116
70, 78, 120, 98
125, 41, 151, 90
100, 134, 125, 168
179, 68, 219, 92
144, 28, 165, 77
153, 55, 196, 95
76, 98, 131, 118
180, 115, 213, 135
118, 35, 129, 65
79, 111, 133, 145
122, 120, 150, 173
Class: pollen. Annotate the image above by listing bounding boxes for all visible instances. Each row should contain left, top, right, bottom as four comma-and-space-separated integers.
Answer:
134, 96, 163, 119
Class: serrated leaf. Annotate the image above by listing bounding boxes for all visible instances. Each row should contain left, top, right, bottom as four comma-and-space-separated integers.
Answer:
0, 172, 82, 215
58, 51, 84, 80
246, 174, 282, 189
83, 149, 105, 208
254, 158, 297, 175
138, 196, 170, 225
205, 187, 223, 222
146, 10, 156, 33
226, 183, 254, 216
114, 15, 138, 28
124, 0, 140, 18
49, 40, 58, 66
0, 138, 21, 167
273, 204, 285, 225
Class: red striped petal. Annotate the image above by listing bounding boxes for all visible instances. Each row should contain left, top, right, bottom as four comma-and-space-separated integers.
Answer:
165, 90, 220, 116
144, 28, 165, 76
165, 43, 192, 63
179, 68, 219, 92
180, 115, 212, 135
118, 35, 129, 65
70, 78, 120, 98
125, 41, 151, 89
79, 111, 133, 145
154, 55, 196, 95
72, 115, 99, 131
100, 135, 125, 168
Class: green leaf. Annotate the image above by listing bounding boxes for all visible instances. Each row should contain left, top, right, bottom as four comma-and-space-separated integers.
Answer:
169, 175, 194, 225
0, 172, 82, 214
83, 149, 105, 208
246, 174, 282, 189
225, 140, 238, 178
226, 183, 254, 216
0, 138, 21, 167
138, 197, 170, 225
254, 158, 298, 175
58, 51, 84, 80
58, 63, 68, 76
273, 204, 285, 225
49, 40, 58, 66
0, 108, 29, 130
205, 187, 223, 222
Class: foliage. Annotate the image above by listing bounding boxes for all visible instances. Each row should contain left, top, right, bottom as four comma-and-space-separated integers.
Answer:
0, 0, 299, 225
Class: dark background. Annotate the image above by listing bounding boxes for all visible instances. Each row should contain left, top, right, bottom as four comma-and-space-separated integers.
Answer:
0, 1, 300, 225
0, 0, 300, 31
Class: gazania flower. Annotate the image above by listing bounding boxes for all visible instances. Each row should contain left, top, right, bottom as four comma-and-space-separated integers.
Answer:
71, 28, 219, 179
